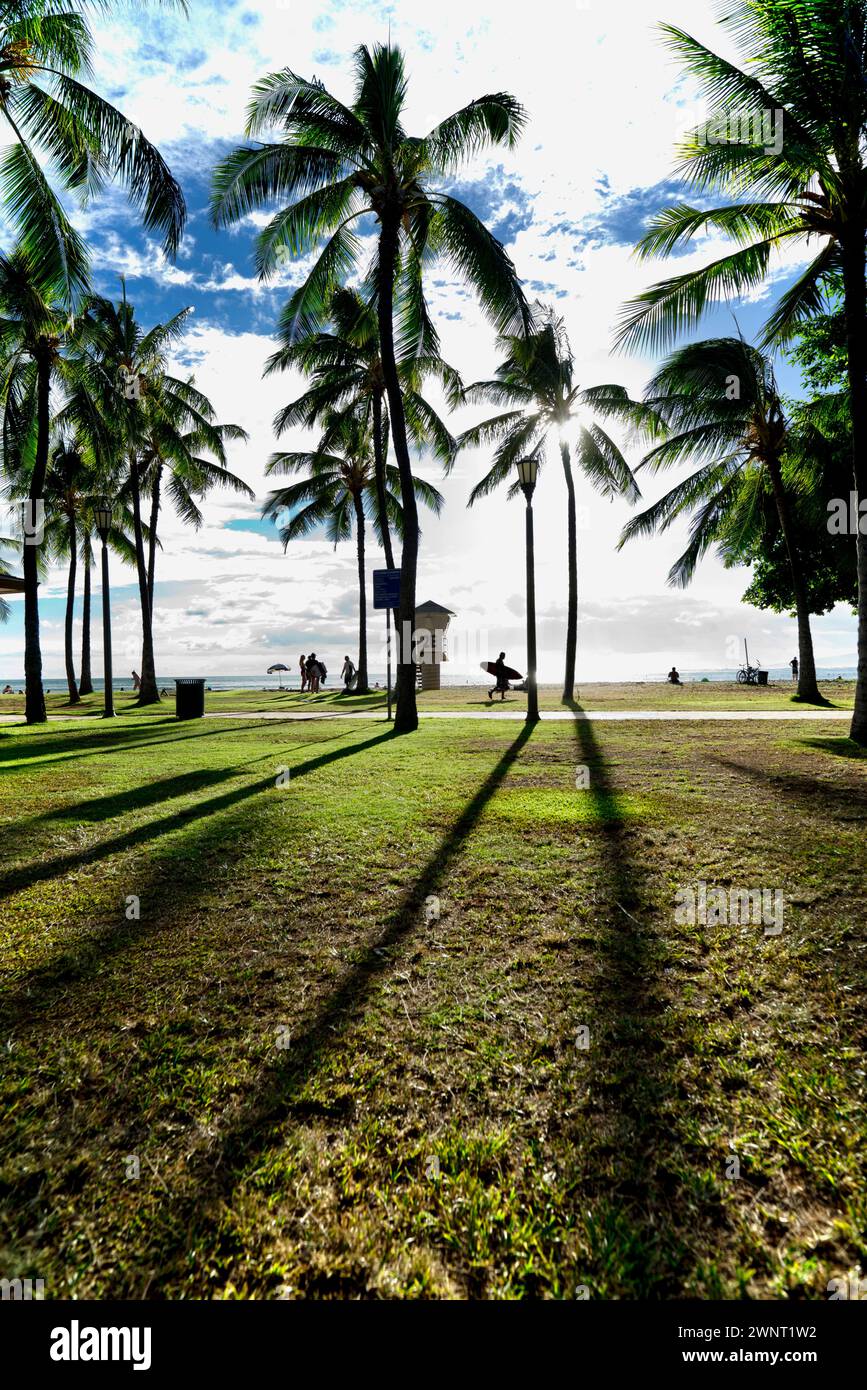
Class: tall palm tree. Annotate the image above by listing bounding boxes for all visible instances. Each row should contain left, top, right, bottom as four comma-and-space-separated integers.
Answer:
617, 336, 823, 702
68, 292, 204, 705
0, 249, 70, 723
263, 415, 443, 696
453, 305, 640, 701
0, 0, 186, 302
42, 436, 95, 704
212, 43, 528, 731
76, 503, 139, 697
266, 285, 460, 590
614, 0, 867, 740
131, 385, 251, 621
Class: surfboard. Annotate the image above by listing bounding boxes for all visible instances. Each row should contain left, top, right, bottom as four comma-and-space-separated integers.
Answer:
480, 661, 523, 681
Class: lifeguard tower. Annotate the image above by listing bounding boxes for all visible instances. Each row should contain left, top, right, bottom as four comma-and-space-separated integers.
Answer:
414, 599, 454, 691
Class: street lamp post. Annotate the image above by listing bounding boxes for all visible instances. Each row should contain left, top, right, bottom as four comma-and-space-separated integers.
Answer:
516, 458, 540, 724
95, 501, 115, 718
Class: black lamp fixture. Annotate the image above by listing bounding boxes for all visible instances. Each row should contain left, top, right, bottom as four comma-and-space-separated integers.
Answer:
95, 500, 112, 543
516, 456, 539, 497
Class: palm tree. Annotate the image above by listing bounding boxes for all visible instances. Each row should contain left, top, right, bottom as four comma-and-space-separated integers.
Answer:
131, 385, 251, 621
453, 305, 640, 701
614, 0, 867, 740
617, 336, 823, 702
0, 249, 70, 723
0, 0, 186, 303
42, 436, 96, 704
266, 285, 460, 592
263, 415, 443, 695
212, 43, 528, 731
76, 503, 139, 697
68, 292, 204, 705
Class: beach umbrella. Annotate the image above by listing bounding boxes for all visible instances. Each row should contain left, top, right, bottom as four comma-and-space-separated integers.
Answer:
267, 663, 289, 689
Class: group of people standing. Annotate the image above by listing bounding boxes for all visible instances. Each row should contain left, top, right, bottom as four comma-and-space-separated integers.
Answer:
299, 653, 327, 692
298, 653, 360, 693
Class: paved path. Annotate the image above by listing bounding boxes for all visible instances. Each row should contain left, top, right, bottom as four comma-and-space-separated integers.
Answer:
0, 708, 853, 725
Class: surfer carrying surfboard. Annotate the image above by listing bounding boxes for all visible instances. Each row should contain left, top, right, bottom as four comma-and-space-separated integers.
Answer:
488, 652, 510, 702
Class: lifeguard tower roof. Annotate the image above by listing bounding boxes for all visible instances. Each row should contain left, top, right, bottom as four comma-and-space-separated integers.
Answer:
415, 599, 455, 615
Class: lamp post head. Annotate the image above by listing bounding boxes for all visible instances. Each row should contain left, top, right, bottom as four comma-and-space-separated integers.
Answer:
95, 500, 113, 543
516, 456, 538, 501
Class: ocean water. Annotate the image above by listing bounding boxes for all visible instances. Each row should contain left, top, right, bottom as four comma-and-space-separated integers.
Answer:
5, 666, 857, 694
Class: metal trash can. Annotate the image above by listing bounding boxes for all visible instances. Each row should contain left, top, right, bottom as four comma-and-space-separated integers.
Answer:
175, 677, 206, 720
757, 669, 769, 686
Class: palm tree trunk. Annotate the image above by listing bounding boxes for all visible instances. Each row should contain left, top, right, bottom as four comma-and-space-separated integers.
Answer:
130, 457, 159, 705
79, 534, 93, 696
765, 453, 821, 703
378, 213, 418, 733
147, 462, 162, 618
64, 512, 80, 704
353, 489, 370, 695
372, 388, 399, 636
23, 346, 50, 725
842, 231, 867, 743
560, 440, 578, 702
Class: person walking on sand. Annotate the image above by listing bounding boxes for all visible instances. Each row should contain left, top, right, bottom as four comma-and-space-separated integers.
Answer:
790, 656, 799, 682
299, 654, 307, 692
488, 652, 510, 702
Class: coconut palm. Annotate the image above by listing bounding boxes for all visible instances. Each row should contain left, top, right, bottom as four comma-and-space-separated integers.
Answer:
617, 336, 823, 702
42, 436, 95, 703
132, 389, 251, 621
0, 0, 186, 303
75, 501, 139, 696
263, 415, 444, 696
67, 291, 206, 705
0, 249, 72, 723
613, 0, 867, 740
266, 285, 460, 586
453, 305, 640, 701
212, 42, 528, 731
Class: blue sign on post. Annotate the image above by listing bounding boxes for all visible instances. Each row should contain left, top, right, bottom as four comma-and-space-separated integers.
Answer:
373, 568, 401, 609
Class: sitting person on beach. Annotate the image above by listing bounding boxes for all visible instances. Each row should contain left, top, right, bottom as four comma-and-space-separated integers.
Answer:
488, 652, 510, 702
2, 684, 12, 694
667, 666, 681, 685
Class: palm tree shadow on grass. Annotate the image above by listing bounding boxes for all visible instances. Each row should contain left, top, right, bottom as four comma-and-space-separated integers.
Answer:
563, 697, 724, 1295
0, 719, 236, 769
0, 727, 395, 1021
711, 752, 867, 820
131, 723, 536, 1282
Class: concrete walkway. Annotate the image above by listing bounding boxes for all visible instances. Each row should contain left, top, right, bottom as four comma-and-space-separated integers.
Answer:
0, 708, 853, 725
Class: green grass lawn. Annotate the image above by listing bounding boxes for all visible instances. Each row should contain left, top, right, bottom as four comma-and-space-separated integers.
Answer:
1, 713, 865, 1298
0, 677, 856, 721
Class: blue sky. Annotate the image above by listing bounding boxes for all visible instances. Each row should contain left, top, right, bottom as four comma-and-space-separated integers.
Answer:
0, 0, 858, 681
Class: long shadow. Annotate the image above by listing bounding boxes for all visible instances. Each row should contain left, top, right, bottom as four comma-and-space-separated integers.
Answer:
0, 719, 236, 768
712, 754, 867, 821
0, 728, 396, 978
0, 764, 276, 867
132, 723, 535, 1278
562, 697, 710, 1294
